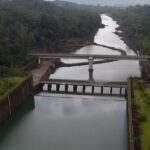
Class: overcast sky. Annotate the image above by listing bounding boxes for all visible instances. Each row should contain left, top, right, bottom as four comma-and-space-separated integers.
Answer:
50, 0, 150, 6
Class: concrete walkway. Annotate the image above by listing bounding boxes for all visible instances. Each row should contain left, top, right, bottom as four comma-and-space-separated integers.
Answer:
29, 61, 51, 87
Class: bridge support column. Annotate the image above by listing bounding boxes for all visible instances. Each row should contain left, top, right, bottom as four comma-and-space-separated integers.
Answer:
92, 86, 94, 94
48, 84, 52, 92
120, 88, 122, 96
110, 87, 112, 95
73, 85, 77, 93
83, 85, 85, 94
38, 57, 41, 64
146, 59, 150, 75
56, 84, 60, 92
37, 83, 43, 93
125, 89, 127, 98
65, 85, 68, 93
88, 57, 94, 81
101, 87, 103, 95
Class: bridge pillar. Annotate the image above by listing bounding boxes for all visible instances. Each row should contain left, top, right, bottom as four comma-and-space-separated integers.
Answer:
92, 86, 94, 94
120, 88, 122, 96
73, 85, 77, 93
88, 57, 94, 81
101, 87, 103, 95
110, 87, 112, 95
56, 84, 60, 92
38, 57, 41, 64
125, 89, 127, 98
146, 59, 150, 74
83, 85, 85, 94
48, 84, 52, 92
65, 84, 68, 92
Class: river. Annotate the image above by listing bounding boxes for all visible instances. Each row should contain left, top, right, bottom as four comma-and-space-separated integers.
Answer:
0, 14, 141, 150
50, 15, 141, 82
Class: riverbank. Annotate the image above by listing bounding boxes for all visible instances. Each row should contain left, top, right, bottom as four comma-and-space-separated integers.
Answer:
110, 13, 140, 54
114, 26, 140, 55
132, 78, 150, 150
112, 20, 150, 82
30, 37, 94, 54
114, 25, 150, 82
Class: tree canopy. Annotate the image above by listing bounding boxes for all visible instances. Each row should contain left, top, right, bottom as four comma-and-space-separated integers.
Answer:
0, 0, 102, 76
112, 5, 150, 55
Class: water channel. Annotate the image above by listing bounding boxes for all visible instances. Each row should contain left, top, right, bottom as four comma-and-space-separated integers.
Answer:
0, 14, 141, 150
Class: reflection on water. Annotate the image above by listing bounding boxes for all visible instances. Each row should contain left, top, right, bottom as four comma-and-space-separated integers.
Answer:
0, 96, 127, 150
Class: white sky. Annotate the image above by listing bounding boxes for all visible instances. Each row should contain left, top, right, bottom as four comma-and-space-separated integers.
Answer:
48, 0, 150, 6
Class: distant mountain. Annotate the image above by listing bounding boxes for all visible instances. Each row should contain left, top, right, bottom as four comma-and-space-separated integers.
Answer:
51, 0, 150, 6
53, 0, 78, 8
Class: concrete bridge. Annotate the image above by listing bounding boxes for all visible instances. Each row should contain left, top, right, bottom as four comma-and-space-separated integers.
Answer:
28, 53, 150, 66
29, 53, 150, 80
29, 53, 150, 97
29, 52, 150, 61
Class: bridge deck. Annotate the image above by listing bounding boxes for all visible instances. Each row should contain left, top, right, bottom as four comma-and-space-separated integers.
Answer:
30, 61, 50, 86
29, 53, 150, 61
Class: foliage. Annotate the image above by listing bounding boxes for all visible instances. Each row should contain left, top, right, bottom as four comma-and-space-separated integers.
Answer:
0, 0, 102, 77
133, 79, 150, 150
0, 77, 23, 97
112, 5, 150, 55
0, 0, 103, 96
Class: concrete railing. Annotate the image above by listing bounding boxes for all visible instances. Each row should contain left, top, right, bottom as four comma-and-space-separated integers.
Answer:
23, 59, 38, 72
127, 78, 135, 150
0, 75, 33, 126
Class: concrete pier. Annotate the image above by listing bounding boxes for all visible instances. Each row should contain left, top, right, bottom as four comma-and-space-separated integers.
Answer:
88, 57, 94, 81
38, 57, 41, 64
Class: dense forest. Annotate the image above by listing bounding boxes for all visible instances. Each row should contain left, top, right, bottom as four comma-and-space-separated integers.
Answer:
0, 0, 103, 76
112, 5, 150, 55
1, 0, 150, 78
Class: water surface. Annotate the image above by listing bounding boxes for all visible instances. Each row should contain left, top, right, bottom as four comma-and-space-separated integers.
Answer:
0, 14, 134, 150
0, 95, 127, 150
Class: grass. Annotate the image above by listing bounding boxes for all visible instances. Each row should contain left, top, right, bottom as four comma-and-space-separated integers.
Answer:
133, 79, 150, 150
0, 77, 24, 102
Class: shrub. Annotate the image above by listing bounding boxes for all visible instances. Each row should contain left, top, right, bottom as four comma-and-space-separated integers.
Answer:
137, 113, 147, 123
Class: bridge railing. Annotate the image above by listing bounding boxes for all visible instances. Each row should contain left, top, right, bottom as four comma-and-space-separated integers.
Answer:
28, 53, 150, 60
37, 79, 127, 97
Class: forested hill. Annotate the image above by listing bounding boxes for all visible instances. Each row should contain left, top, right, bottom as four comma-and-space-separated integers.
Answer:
0, 0, 103, 76
111, 5, 150, 55
51, 0, 150, 6
53, 0, 115, 14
